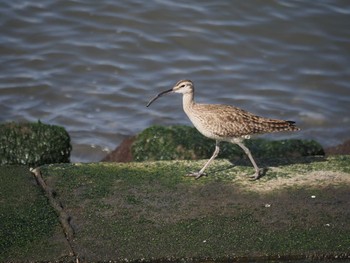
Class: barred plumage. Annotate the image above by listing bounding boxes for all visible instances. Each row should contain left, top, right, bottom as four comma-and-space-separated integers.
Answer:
147, 80, 300, 180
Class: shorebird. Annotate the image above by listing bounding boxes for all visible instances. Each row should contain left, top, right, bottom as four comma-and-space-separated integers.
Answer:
147, 80, 300, 180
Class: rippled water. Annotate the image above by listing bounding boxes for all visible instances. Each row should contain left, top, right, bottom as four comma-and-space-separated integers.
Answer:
1, 1, 349, 162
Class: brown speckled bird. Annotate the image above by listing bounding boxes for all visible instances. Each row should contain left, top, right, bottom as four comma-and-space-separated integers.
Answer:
147, 80, 300, 180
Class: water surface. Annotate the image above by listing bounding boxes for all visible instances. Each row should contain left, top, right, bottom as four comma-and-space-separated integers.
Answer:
1, 1, 349, 162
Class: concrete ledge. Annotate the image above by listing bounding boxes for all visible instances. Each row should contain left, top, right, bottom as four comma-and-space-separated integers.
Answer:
2, 155, 348, 262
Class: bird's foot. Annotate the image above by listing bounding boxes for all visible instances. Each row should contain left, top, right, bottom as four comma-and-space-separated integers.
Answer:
185, 171, 206, 179
249, 168, 266, 181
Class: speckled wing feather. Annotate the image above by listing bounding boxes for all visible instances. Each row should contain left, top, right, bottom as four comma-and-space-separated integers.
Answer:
191, 103, 300, 138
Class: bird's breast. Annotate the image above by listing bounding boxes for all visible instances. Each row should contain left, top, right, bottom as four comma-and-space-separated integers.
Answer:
184, 109, 224, 140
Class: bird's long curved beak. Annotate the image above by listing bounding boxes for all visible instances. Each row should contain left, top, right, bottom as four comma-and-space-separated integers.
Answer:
146, 88, 173, 107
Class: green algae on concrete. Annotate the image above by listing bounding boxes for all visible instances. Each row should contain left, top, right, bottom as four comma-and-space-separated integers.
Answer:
0, 121, 72, 166
36, 155, 350, 262
0, 166, 71, 261
132, 125, 324, 162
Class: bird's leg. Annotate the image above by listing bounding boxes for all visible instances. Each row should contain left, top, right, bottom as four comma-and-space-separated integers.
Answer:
186, 140, 220, 179
235, 141, 262, 180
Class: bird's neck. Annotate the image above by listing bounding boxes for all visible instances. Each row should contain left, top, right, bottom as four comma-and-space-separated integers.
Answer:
182, 92, 195, 114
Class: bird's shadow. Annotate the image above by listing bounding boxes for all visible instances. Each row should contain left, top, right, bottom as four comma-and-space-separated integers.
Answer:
209, 155, 326, 179
233, 155, 325, 167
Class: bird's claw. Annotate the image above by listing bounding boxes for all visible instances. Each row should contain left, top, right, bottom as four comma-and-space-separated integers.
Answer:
185, 172, 206, 179
249, 168, 266, 181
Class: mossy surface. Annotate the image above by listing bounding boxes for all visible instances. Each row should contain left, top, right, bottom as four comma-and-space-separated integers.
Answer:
132, 125, 324, 162
35, 155, 350, 262
0, 121, 71, 166
0, 166, 70, 261
1, 156, 349, 261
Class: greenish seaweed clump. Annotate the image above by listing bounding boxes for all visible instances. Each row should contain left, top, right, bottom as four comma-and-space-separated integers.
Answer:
132, 125, 324, 162
0, 121, 71, 166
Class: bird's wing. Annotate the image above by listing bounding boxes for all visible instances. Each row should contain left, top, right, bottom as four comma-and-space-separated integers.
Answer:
193, 104, 298, 138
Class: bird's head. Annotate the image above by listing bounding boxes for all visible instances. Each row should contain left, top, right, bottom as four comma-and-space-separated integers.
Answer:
146, 79, 194, 107
172, 79, 194, 94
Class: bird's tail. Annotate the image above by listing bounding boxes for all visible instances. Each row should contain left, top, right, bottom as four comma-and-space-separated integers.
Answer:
265, 120, 300, 132
285, 121, 300, 131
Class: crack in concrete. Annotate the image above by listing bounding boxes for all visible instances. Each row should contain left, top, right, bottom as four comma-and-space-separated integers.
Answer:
30, 167, 79, 263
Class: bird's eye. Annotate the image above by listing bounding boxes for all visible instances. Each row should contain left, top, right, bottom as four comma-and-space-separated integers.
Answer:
180, 84, 185, 88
